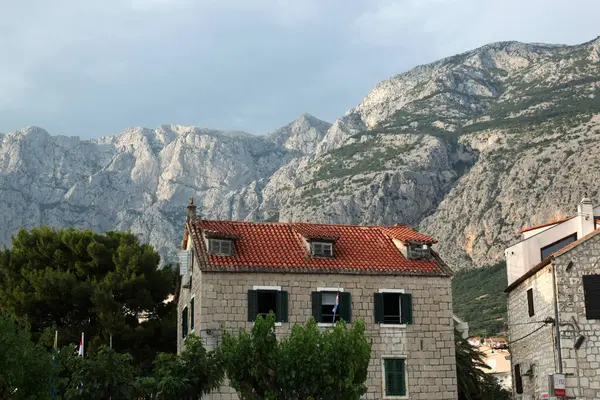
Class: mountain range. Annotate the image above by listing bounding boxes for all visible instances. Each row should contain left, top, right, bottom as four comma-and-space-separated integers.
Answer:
1, 36, 600, 272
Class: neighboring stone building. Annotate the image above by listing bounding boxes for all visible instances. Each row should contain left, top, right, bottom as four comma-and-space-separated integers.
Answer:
176, 200, 458, 399
505, 196, 600, 399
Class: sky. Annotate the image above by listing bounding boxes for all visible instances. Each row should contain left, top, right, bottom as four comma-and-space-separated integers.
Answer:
0, 0, 599, 138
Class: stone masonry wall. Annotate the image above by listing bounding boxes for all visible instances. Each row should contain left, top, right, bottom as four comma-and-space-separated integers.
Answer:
508, 232, 600, 400
553, 232, 600, 399
507, 263, 556, 400
178, 268, 457, 400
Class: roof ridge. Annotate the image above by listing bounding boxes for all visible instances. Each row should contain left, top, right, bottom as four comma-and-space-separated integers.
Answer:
194, 219, 413, 229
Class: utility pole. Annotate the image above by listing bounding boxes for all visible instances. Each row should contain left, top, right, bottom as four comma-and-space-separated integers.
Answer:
552, 261, 563, 374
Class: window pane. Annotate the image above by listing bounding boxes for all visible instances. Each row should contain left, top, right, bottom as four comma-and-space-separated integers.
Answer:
322, 292, 336, 305
540, 234, 577, 259
583, 275, 600, 319
383, 293, 401, 324
257, 291, 278, 316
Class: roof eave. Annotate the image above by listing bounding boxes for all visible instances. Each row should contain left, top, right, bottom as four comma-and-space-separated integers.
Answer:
505, 257, 553, 293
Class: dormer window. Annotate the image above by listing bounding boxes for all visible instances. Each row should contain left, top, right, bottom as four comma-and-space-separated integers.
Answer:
208, 238, 233, 256
407, 243, 431, 259
311, 241, 334, 258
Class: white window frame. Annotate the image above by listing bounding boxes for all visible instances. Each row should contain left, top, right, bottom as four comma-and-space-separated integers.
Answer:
378, 288, 407, 328
311, 241, 334, 257
317, 287, 344, 327
207, 238, 233, 255
252, 285, 283, 326
381, 356, 409, 399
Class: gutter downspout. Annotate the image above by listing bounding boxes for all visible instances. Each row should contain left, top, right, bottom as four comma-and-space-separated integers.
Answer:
551, 257, 563, 374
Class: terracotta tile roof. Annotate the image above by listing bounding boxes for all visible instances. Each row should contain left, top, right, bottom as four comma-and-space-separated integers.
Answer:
521, 216, 573, 233
187, 220, 448, 276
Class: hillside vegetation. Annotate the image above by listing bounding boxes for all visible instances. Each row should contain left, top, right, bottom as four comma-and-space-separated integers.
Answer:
452, 261, 508, 337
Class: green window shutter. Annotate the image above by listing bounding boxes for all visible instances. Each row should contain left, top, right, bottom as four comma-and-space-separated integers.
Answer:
385, 359, 406, 396
247, 290, 258, 322
181, 307, 188, 338
340, 292, 352, 323
190, 298, 195, 330
311, 291, 322, 323
277, 291, 289, 322
401, 293, 413, 324
399, 359, 406, 395
374, 293, 384, 323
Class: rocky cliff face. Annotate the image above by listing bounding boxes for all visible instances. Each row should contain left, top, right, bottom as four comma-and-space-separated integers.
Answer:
1, 37, 600, 269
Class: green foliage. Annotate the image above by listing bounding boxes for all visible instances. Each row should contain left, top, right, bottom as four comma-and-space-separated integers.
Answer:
455, 331, 511, 400
141, 334, 224, 400
220, 313, 372, 400
64, 346, 138, 400
0, 313, 53, 399
452, 261, 507, 337
0, 226, 177, 372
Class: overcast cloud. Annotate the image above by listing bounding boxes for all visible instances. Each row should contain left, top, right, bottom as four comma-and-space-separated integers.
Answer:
0, 0, 598, 137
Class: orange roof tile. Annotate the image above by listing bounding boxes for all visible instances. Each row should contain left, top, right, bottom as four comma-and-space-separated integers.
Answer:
521, 217, 573, 233
188, 220, 447, 276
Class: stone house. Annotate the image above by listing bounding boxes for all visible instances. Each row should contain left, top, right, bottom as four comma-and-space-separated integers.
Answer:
175, 200, 458, 399
505, 196, 600, 399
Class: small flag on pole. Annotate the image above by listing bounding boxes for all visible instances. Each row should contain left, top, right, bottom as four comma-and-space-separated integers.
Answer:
77, 332, 84, 357
332, 292, 339, 314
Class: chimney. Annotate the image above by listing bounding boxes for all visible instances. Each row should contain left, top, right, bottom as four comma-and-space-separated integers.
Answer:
187, 197, 197, 221
577, 193, 594, 237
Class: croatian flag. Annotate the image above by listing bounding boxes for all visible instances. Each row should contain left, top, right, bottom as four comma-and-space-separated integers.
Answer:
77, 332, 84, 357
332, 292, 339, 314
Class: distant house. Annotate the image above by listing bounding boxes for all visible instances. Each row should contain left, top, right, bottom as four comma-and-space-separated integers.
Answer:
478, 344, 512, 392
505, 196, 600, 399
176, 199, 458, 400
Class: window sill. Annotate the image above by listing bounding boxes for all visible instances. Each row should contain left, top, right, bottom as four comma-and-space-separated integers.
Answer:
383, 395, 408, 399
318, 322, 339, 327
379, 323, 407, 328
252, 321, 283, 327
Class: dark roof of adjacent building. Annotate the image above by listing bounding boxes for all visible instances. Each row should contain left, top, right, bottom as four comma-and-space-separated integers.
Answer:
186, 220, 452, 276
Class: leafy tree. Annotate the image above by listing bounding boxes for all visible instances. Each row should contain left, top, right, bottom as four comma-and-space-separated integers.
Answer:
140, 334, 224, 400
63, 346, 138, 400
0, 313, 53, 400
0, 226, 177, 372
455, 331, 511, 400
220, 313, 371, 400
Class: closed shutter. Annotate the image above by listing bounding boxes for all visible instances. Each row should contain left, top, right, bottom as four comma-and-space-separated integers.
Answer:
340, 292, 352, 323
401, 294, 413, 324
248, 290, 258, 321
583, 275, 600, 319
527, 288, 535, 317
276, 291, 289, 322
384, 359, 406, 396
374, 293, 384, 323
312, 291, 322, 322
514, 363, 523, 394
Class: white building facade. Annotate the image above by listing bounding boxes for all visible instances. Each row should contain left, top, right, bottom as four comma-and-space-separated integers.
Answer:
505, 197, 600, 399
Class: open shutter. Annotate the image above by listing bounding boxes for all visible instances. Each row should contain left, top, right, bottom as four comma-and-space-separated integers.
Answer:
181, 307, 188, 338
312, 291, 322, 322
248, 290, 258, 321
374, 293, 384, 323
401, 294, 413, 324
276, 291, 289, 322
340, 292, 352, 323
190, 298, 195, 330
